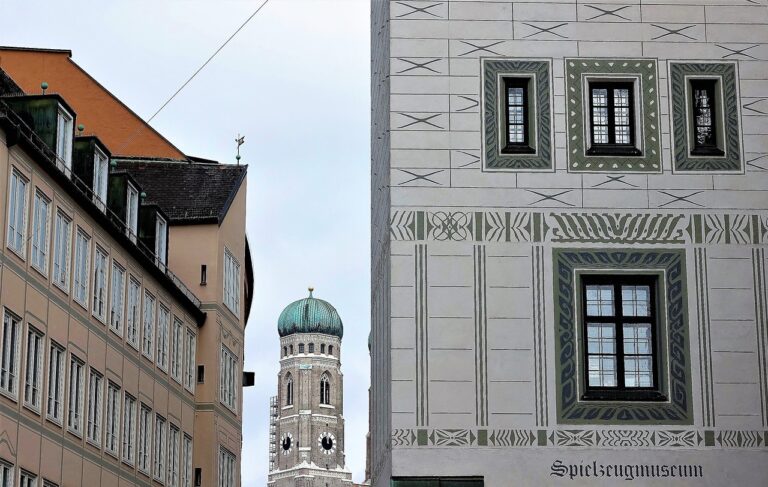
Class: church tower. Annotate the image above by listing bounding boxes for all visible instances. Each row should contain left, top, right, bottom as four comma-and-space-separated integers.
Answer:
268, 289, 353, 487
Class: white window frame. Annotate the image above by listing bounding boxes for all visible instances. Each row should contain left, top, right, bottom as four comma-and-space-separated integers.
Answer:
92, 147, 109, 210
156, 305, 170, 372
182, 434, 193, 487
86, 368, 103, 446
30, 190, 51, 274
67, 355, 84, 436
126, 277, 141, 349
218, 447, 235, 487
170, 318, 183, 383
104, 382, 121, 457
92, 246, 108, 323
0, 310, 21, 399
126, 183, 139, 243
168, 424, 180, 487
223, 249, 240, 317
52, 210, 72, 292
46, 342, 65, 425
155, 215, 168, 268
23, 325, 44, 412
219, 346, 237, 411
56, 106, 73, 174
142, 292, 156, 360
153, 414, 167, 483
183, 329, 196, 393
138, 404, 152, 474
110, 263, 126, 336
122, 394, 137, 466
72, 229, 91, 307
6, 169, 28, 258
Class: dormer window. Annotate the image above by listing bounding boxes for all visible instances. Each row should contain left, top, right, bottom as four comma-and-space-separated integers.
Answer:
93, 147, 109, 210
126, 183, 139, 242
56, 107, 73, 174
155, 215, 168, 268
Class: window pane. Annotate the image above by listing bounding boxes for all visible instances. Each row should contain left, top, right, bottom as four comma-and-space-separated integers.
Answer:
614, 88, 629, 107
623, 323, 652, 355
615, 125, 631, 144
591, 88, 607, 107
587, 323, 615, 354
624, 356, 654, 387
507, 87, 524, 106
586, 285, 614, 316
588, 356, 616, 387
622, 285, 650, 317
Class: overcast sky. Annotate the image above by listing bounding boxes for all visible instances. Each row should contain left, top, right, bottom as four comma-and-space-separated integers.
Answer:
0, 0, 371, 484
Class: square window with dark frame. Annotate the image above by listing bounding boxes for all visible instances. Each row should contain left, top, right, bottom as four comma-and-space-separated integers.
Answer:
502, 77, 535, 154
690, 79, 724, 157
581, 275, 665, 402
587, 82, 640, 156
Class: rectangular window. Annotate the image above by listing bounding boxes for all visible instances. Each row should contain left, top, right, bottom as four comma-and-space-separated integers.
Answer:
184, 330, 196, 392
110, 263, 126, 335
587, 82, 640, 156
92, 147, 109, 210
502, 78, 535, 154
218, 447, 235, 487
86, 368, 103, 445
6, 169, 28, 257
126, 278, 141, 348
138, 404, 152, 474
72, 229, 91, 307
46, 342, 65, 424
23, 326, 43, 411
92, 247, 108, 322
31, 191, 50, 274
56, 107, 73, 173
52, 211, 72, 291
223, 250, 240, 316
155, 216, 168, 268
690, 79, 724, 156
182, 435, 193, 487
105, 382, 121, 456
0, 461, 12, 487
154, 414, 167, 483
168, 424, 180, 487
19, 471, 36, 487
122, 394, 137, 465
126, 183, 139, 242
220, 346, 237, 411
67, 356, 84, 435
142, 292, 156, 360
0, 311, 20, 398
170, 318, 183, 383
157, 305, 170, 372
582, 275, 663, 401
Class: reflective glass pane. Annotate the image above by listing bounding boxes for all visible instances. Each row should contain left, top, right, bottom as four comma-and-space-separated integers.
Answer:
588, 356, 617, 387
586, 285, 614, 316
592, 88, 607, 107
623, 323, 652, 354
624, 356, 653, 387
622, 285, 650, 316
587, 323, 615, 354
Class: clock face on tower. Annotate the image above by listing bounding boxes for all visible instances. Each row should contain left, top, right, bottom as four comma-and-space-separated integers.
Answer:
318, 432, 336, 455
281, 432, 293, 455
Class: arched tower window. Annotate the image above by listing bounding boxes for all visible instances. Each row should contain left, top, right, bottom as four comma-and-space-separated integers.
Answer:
289, 344, 294, 355
285, 374, 293, 406
320, 373, 331, 405
283, 346, 287, 357
298, 343, 305, 354
308, 343, 314, 353
328, 345, 334, 356
320, 344, 326, 354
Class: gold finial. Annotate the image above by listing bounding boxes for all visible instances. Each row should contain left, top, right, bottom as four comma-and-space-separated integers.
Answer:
308, 286, 314, 297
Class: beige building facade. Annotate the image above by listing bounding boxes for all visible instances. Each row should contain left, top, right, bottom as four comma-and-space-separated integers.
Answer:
371, 1, 768, 486
0, 50, 252, 487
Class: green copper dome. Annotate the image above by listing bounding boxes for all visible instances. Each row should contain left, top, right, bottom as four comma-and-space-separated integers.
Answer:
277, 289, 343, 338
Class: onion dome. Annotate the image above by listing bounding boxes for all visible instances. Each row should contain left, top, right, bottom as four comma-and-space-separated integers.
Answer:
277, 288, 343, 338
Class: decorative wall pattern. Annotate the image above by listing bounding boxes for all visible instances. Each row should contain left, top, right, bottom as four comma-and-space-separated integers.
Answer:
564, 59, 662, 172
415, 244, 429, 426
669, 62, 743, 173
694, 247, 716, 427
473, 245, 489, 426
482, 59, 553, 170
753, 247, 768, 428
553, 249, 692, 425
532, 245, 549, 427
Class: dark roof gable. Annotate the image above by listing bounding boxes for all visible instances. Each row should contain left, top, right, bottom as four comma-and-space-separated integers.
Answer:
115, 160, 246, 224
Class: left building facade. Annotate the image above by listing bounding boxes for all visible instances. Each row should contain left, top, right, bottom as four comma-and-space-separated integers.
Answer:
0, 47, 253, 487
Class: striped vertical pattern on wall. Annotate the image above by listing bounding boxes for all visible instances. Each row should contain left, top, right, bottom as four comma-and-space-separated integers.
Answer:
415, 243, 429, 426
695, 247, 716, 427
473, 245, 488, 426
531, 245, 548, 427
752, 247, 768, 427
